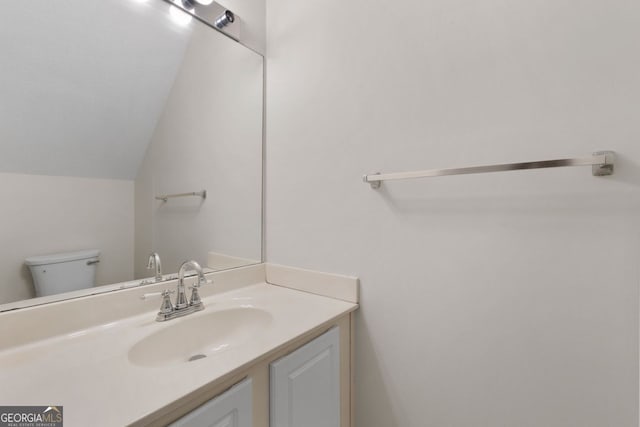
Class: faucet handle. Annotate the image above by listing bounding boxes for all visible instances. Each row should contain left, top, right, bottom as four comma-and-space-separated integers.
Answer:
140, 289, 174, 300
159, 290, 175, 315
191, 278, 213, 289
141, 290, 175, 316
189, 279, 212, 309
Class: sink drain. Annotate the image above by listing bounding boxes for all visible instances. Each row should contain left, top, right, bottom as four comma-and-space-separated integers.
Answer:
188, 354, 207, 362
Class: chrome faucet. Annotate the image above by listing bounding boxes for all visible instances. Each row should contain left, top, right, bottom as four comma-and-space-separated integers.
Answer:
147, 252, 163, 282
141, 259, 211, 322
176, 260, 206, 310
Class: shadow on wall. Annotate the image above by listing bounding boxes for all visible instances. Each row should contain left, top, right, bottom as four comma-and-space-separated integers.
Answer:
155, 198, 207, 215
19, 265, 35, 299
610, 153, 640, 187
355, 309, 400, 427
376, 187, 640, 217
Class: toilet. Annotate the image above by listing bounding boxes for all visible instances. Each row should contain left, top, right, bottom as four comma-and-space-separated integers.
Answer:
25, 249, 101, 297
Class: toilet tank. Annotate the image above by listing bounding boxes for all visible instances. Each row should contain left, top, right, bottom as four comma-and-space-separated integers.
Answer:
25, 249, 101, 297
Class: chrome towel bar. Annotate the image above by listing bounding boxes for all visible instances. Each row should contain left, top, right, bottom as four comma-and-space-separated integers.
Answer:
155, 190, 207, 202
363, 151, 615, 189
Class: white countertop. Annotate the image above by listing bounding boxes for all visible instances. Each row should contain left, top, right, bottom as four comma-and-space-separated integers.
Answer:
0, 282, 357, 426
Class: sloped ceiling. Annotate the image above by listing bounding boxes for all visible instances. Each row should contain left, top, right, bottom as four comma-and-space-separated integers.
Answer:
0, 0, 191, 180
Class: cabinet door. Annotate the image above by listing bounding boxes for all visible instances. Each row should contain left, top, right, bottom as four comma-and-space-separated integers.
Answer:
270, 327, 340, 427
169, 378, 252, 427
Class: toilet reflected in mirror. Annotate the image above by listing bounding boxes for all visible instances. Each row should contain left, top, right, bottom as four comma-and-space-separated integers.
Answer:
25, 250, 100, 297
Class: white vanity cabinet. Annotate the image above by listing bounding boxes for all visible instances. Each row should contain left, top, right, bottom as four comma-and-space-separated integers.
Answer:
142, 314, 353, 427
270, 327, 341, 427
169, 378, 252, 427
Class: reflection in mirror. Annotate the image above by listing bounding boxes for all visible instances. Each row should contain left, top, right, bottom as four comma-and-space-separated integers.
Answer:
0, 0, 263, 311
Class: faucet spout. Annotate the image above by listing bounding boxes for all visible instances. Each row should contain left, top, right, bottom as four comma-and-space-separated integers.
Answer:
177, 260, 205, 310
147, 252, 163, 282
178, 260, 205, 286
143, 259, 211, 322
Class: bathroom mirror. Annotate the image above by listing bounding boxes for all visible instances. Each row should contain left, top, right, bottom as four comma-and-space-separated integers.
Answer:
0, 0, 263, 311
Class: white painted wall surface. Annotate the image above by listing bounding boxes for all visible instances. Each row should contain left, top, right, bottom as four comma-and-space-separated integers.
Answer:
0, 0, 190, 180
0, 173, 134, 304
135, 22, 263, 278
266, 1, 640, 426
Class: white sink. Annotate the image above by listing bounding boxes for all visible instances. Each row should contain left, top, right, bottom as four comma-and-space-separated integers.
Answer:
128, 307, 272, 367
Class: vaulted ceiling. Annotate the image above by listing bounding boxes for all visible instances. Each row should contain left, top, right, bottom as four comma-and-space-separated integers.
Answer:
0, 0, 191, 180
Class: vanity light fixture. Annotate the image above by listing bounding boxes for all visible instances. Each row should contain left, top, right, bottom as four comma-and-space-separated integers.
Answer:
181, 0, 214, 8
214, 10, 235, 29
169, 0, 193, 26
166, 0, 238, 36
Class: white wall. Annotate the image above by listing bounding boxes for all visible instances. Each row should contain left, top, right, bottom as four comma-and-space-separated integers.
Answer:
135, 22, 263, 278
0, 173, 134, 304
266, 1, 640, 426
0, 0, 190, 180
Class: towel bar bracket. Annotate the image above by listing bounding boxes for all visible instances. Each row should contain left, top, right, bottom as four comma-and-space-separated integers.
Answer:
363, 172, 381, 189
592, 151, 615, 176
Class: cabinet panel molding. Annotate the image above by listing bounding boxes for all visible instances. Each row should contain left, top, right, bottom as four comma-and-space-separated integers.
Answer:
271, 327, 340, 427
170, 378, 252, 427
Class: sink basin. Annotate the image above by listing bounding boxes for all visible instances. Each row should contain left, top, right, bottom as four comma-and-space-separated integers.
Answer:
128, 307, 272, 367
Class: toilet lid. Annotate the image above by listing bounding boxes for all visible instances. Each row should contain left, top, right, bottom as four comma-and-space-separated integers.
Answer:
25, 249, 101, 266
